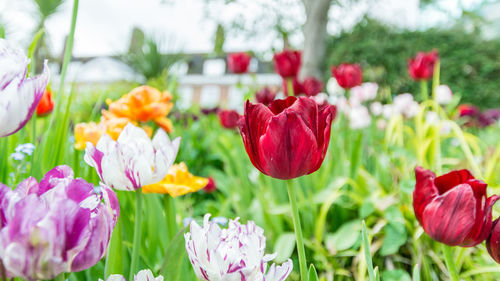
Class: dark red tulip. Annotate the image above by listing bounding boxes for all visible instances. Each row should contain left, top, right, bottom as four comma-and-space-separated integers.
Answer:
282, 77, 303, 96
331, 63, 362, 89
413, 166, 499, 247
273, 50, 301, 78
487, 219, 500, 264
479, 109, 500, 127
458, 104, 479, 117
201, 107, 220, 115
36, 88, 54, 116
217, 109, 240, 129
408, 50, 439, 81
203, 177, 216, 193
227, 52, 251, 74
302, 77, 324, 97
255, 87, 277, 105
239, 96, 336, 180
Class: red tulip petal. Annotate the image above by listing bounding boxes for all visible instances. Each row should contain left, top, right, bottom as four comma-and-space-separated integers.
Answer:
284, 97, 318, 136
413, 167, 439, 224
434, 169, 474, 194
268, 96, 297, 115
239, 101, 274, 172
487, 218, 500, 264
421, 183, 476, 246
258, 111, 318, 179
461, 194, 500, 247
309, 104, 335, 173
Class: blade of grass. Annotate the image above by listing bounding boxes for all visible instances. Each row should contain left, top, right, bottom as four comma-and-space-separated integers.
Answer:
362, 220, 376, 281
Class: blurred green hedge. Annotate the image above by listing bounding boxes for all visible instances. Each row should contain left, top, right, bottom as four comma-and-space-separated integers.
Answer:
325, 18, 500, 108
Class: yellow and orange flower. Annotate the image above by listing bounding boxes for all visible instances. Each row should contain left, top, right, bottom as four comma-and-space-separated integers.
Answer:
102, 85, 174, 132
74, 122, 103, 151
74, 118, 152, 150
142, 162, 208, 197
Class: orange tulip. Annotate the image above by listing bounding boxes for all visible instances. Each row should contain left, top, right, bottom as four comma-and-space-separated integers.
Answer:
142, 162, 208, 197
74, 122, 104, 151
74, 118, 152, 150
103, 86, 174, 132
36, 88, 54, 116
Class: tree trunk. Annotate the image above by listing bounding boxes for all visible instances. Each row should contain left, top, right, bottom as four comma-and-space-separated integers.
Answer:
300, 0, 332, 79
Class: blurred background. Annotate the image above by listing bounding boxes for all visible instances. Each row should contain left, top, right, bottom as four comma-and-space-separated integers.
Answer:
0, 0, 498, 113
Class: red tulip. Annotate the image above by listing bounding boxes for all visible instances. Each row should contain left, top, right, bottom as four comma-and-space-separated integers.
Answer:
331, 63, 362, 89
458, 104, 479, 117
255, 87, 277, 105
239, 96, 336, 180
302, 77, 324, 97
413, 166, 499, 247
217, 109, 240, 129
203, 177, 216, 193
487, 219, 500, 264
273, 50, 301, 78
36, 88, 54, 116
282, 77, 303, 96
408, 50, 439, 81
227, 52, 251, 74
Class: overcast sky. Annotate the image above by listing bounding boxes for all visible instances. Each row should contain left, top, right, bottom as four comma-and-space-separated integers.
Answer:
0, 0, 482, 57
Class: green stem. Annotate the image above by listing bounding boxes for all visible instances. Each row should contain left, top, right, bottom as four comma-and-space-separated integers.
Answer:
0, 138, 7, 183
442, 244, 460, 281
435, 128, 442, 175
104, 215, 123, 279
431, 61, 440, 101
129, 189, 143, 281
48, 0, 79, 131
73, 149, 80, 178
286, 78, 295, 97
286, 180, 307, 281
163, 195, 177, 241
54, 272, 65, 281
420, 81, 428, 101
34, 0, 79, 178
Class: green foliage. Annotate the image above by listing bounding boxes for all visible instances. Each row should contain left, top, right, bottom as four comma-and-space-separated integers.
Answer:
120, 34, 184, 80
325, 18, 500, 108
213, 23, 226, 56
33, 0, 65, 21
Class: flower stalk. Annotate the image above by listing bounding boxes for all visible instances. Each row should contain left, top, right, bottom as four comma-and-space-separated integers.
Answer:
129, 189, 143, 281
164, 195, 177, 241
442, 244, 460, 281
286, 78, 295, 97
286, 180, 307, 281
55, 273, 65, 281
420, 81, 428, 101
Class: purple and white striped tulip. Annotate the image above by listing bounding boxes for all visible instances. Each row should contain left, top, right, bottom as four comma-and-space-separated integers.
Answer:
100, 269, 164, 281
84, 123, 180, 191
185, 214, 293, 281
0, 165, 119, 280
0, 39, 50, 137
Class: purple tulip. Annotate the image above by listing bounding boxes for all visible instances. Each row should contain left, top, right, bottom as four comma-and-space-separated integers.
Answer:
0, 165, 119, 280
0, 39, 50, 137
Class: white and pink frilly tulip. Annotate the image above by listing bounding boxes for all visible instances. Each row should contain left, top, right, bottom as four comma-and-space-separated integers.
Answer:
0, 165, 119, 280
435, 85, 453, 105
185, 214, 293, 281
393, 93, 420, 118
350, 82, 378, 104
84, 123, 180, 191
0, 39, 50, 137
101, 270, 164, 281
